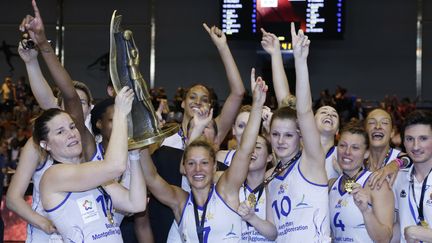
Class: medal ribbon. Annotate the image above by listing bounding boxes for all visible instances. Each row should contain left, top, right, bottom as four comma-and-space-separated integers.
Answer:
248, 150, 302, 198
191, 184, 214, 243
409, 167, 432, 226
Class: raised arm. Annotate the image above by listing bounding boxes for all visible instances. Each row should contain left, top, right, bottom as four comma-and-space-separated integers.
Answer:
292, 23, 325, 181
139, 148, 187, 221
218, 71, 267, 206
21, 0, 94, 160
17, 42, 57, 109
41, 87, 134, 193
6, 139, 56, 234
203, 23, 245, 143
104, 150, 147, 213
261, 28, 291, 106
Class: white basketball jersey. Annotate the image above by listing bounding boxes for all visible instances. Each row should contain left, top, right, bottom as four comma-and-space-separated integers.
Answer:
178, 186, 242, 243
393, 166, 432, 243
385, 148, 401, 167
267, 157, 331, 242
26, 157, 63, 243
239, 183, 274, 242
222, 150, 237, 167
325, 146, 339, 180
92, 141, 132, 223
329, 170, 373, 242
45, 187, 123, 242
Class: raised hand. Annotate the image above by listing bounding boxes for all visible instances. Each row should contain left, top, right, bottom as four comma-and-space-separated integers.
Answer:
203, 23, 227, 49
261, 28, 280, 55
261, 106, 273, 134
17, 41, 38, 63
19, 0, 48, 46
252, 75, 268, 107
290, 22, 310, 60
192, 106, 213, 129
115, 87, 135, 115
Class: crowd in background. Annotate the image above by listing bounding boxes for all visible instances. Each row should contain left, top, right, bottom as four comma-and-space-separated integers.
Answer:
0, 75, 420, 178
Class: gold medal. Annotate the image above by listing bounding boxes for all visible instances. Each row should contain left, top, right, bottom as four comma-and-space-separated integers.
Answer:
248, 193, 257, 208
421, 220, 429, 228
344, 180, 355, 193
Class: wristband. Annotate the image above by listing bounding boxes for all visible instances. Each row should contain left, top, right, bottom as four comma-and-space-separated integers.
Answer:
394, 158, 404, 168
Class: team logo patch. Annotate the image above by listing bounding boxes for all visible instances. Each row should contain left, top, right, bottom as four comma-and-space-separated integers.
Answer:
76, 194, 100, 224
223, 224, 239, 240
400, 190, 407, 198
426, 193, 432, 206
295, 194, 311, 210
278, 183, 288, 195
335, 199, 348, 208
82, 200, 93, 210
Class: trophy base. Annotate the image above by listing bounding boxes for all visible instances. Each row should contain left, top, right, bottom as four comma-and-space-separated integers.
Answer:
128, 123, 179, 150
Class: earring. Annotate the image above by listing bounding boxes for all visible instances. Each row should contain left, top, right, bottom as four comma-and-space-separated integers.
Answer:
40, 142, 46, 149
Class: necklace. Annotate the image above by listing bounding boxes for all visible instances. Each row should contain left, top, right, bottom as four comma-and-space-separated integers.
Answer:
367, 147, 392, 171
247, 151, 302, 207
343, 168, 364, 193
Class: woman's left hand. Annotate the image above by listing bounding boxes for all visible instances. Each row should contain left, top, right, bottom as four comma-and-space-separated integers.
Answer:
351, 183, 372, 213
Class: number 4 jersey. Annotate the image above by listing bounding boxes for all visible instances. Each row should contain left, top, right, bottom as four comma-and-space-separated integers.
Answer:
329, 170, 373, 242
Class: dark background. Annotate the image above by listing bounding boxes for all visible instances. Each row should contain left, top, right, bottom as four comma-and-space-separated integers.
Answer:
0, 0, 431, 102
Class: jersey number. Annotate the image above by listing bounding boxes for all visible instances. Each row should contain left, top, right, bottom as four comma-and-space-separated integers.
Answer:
333, 212, 345, 231
272, 196, 291, 220
96, 195, 113, 219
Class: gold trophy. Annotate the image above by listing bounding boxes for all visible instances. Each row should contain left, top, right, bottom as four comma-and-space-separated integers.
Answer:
109, 10, 178, 149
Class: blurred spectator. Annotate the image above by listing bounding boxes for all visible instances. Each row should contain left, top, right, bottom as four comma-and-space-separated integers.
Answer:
1, 76, 16, 112
15, 76, 30, 101
13, 99, 30, 128
173, 87, 185, 112
314, 89, 335, 110
334, 86, 352, 124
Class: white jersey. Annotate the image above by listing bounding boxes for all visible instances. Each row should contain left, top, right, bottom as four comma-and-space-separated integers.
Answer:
159, 131, 187, 243
267, 157, 330, 242
26, 157, 63, 243
221, 150, 237, 167
325, 146, 339, 180
393, 166, 432, 243
385, 147, 401, 167
239, 183, 274, 243
93, 141, 132, 223
45, 186, 123, 242
329, 170, 373, 242
178, 185, 242, 243
162, 130, 185, 150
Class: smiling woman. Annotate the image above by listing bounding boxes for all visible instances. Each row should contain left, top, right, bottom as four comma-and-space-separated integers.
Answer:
329, 121, 394, 243
365, 108, 401, 172
139, 75, 267, 242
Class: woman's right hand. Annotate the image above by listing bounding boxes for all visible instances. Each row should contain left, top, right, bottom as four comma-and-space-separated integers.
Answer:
19, 0, 48, 46
115, 86, 134, 116
38, 216, 57, 234
237, 201, 256, 221
261, 28, 280, 55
